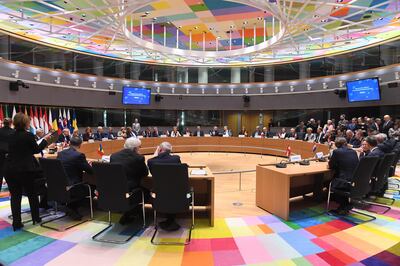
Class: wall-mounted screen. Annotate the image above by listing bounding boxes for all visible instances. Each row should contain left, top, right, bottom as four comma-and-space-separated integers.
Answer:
122, 87, 151, 105
346, 78, 381, 103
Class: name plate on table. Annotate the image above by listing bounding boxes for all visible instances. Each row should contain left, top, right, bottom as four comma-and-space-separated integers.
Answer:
183, 134, 190, 137
254, 135, 261, 138
204, 134, 211, 137
138, 135, 143, 139
289, 155, 302, 162
272, 136, 279, 139
315, 152, 324, 159
289, 137, 295, 140
102, 138, 109, 141
101, 155, 110, 162
190, 169, 207, 175
238, 135, 245, 138
117, 137, 124, 140
88, 139, 94, 143
222, 135, 230, 137
160, 135, 167, 138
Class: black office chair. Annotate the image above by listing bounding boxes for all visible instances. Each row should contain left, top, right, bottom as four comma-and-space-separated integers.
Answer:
39, 158, 93, 231
150, 163, 194, 245
388, 151, 400, 177
326, 156, 380, 224
365, 153, 396, 213
91, 162, 146, 244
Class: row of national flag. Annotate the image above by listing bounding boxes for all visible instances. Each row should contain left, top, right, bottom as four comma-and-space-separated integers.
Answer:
0, 105, 77, 134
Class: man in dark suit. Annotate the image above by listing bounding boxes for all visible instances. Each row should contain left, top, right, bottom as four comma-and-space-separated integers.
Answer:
57, 128, 71, 143
194, 126, 204, 137
209, 126, 221, 137
315, 127, 324, 143
147, 142, 182, 231
364, 136, 385, 158
34, 128, 44, 142
110, 137, 148, 224
108, 127, 117, 140
381, 115, 394, 135
0, 118, 14, 191
94, 126, 108, 141
328, 137, 359, 214
57, 136, 93, 220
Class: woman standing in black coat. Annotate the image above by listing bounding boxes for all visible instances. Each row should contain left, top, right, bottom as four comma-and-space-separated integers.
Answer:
5, 113, 50, 231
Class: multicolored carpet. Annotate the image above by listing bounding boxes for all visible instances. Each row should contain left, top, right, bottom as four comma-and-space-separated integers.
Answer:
0, 191, 400, 265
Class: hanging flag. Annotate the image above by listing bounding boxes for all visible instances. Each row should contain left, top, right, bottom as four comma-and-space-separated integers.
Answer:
72, 110, 78, 131
39, 107, 44, 130
0, 105, 4, 127
29, 106, 36, 134
4, 105, 8, 118
12, 106, 16, 120
312, 144, 317, 153
97, 144, 105, 156
33, 107, 39, 129
63, 108, 67, 128
58, 108, 64, 134
67, 109, 73, 132
43, 108, 49, 134
24, 106, 28, 116
285, 146, 292, 157
18, 105, 21, 113
51, 109, 58, 133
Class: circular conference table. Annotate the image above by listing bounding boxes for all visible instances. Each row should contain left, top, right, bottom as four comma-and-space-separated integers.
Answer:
76, 137, 331, 224
79, 137, 330, 160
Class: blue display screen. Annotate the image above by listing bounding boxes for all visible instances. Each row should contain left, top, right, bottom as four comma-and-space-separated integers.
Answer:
346, 78, 381, 103
122, 87, 151, 105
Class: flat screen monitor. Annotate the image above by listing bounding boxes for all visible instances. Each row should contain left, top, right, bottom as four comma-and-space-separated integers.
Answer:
346, 78, 381, 103
122, 87, 151, 105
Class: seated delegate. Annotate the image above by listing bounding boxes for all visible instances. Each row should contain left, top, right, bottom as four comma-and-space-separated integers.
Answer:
147, 142, 182, 231
110, 137, 148, 224
57, 136, 93, 220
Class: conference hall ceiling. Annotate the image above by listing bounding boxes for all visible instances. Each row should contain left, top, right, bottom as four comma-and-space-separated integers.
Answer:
0, 0, 399, 66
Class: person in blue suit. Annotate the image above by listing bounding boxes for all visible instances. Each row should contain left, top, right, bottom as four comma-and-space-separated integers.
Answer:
94, 126, 108, 141
328, 137, 359, 214
57, 136, 93, 220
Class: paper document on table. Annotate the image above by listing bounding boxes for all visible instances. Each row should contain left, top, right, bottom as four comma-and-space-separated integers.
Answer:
190, 169, 207, 175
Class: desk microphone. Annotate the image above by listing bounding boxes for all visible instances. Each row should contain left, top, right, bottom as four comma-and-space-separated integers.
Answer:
299, 159, 310, 166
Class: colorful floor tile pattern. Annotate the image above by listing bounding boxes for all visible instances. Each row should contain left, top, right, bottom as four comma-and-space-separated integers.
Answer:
0, 191, 400, 265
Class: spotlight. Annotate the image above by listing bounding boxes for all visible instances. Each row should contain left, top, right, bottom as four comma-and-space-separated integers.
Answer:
33, 74, 41, 82
92, 81, 96, 88
306, 84, 311, 91
11, 70, 19, 78
260, 87, 264, 93
245, 88, 248, 94
290, 85, 295, 92
186, 88, 189, 94
54, 77, 61, 84
339, 80, 344, 87
74, 79, 79, 86
171, 87, 175, 94
395, 72, 400, 80
230, 88, 234, 94
216, 88, 219, 94
274, 86, 279, 93
322, 82, 328, 89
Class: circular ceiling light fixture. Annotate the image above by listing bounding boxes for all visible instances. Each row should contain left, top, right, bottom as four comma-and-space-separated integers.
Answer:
0, 0, 398, 66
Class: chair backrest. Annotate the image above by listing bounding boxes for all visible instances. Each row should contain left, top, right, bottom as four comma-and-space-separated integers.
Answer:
350, 156, 380, 198
372, 153, 396, 192
151, 163, 190, 214
91, 162, 130, 212
39, 158, 70, 203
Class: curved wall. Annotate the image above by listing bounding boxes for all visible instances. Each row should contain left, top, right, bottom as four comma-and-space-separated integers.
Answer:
0, 58, 399, 110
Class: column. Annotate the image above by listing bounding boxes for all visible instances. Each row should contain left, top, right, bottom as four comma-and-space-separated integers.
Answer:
0, 35, 9, 60
93, 59, 104, 76
130, 63, 141, 80
248, 67, 255, 82
198, 67, 208, 84
380, 45, 394, 66
264, 66, 274, 82
115, 62, 125, 78
177, 67, 188, 83
231, 67, 241, 83
299, 62, 310, 79
167, 67, 176, 82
